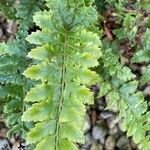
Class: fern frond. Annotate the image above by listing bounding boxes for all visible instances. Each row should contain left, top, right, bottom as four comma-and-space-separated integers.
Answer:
141, 65, 150, 84
16, 0, 45, 30
99, 76, 150, 149
97, 36, 150, 149
22, 0, 101, 149
118, 82, 150, 150
132, 29, 150, 63
100, 42, 135, 81
0, 0, 45, 139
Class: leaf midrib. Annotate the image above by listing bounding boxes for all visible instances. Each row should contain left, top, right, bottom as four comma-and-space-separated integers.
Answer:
54, 28, 68, 150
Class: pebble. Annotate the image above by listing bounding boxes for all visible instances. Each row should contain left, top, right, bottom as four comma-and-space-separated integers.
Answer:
80, 145, 90, 150
85, 133, 94, 146
0, 28, 3, 38
99, 137, 105, 145
0, 121, 7, 138
0, 128, 7, 138
106, 116, 116, 129
144, 86, 150, 96
0, 138, 11, 150
105, 135, 116, 150
98, 105, 105, 111
12, 141, 21, 150
92, 123, 108, 140
100, 111, 113, 119
91, 85, 99, 97
141, 66, 146, 74
116, 136, 132, 150
109, 126, 119, 135
130, 139, 137, 149
90, 143, 103, 150
97, 98, 106, 111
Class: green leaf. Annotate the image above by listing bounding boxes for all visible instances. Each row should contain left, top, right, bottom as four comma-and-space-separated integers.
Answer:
131, 29, 150, 63
117, 66, 135, 81
127, 92, 144, 108
22, 100, 52, 122
77, 69, 99, 84
59, 123, 84, 143
99, 82, 111, 97
59, 139, 78, 150
119, 81, 138, 98
27, 120, 56, 143
23, 64, 49, 81
77, 86, 94, 104
0, 42, 8, 55
132, 50, 150, 63
141, 65, 150, 84
28, 44, 55, 61
36, 136, 55, 150
127, 120, 138, 137
24, 84, 51, 102
116, 99, 128, 122
60, 107, 83, 123
106, 90, 119, 109
26, 30, 53, 45
33, 10, 52, 29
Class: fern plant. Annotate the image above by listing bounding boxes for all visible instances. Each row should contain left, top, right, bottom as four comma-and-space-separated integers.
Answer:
0, 0, 44, 140
22, 0, 101, 149
132, 29, 150, 84
97, 40, 150, 149
0, 0, 150, 150
95, 0, 150, 149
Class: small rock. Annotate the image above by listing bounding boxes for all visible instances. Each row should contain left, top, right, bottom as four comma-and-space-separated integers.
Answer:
0, 28, 3, 38
91, 143, 103, 150
105, 135, 116, 150
12, 141, 27, 150
92, 123, 108, 140
120, 56, 130, 64
130, 139, 137, 149
85, 133, 94, 146
130, 64, 141, 73
0, 138, 11, 150
0, 15, 6, 23
106, 116, 116, 129
12, 141, 20, 150
91, 110, 97, 125
0, 122, 7, 138
99, 137, 105, 145
100, 111, 113, 119
144, 86, 150, 96
0, 128, 7, 138
80, 145, 89, 150
141, 66, 146, 74
97, 98, 106, 111
6, 21, 15, 34
98, 105, 105, 111
116, 136, 132, 150
91, 85, 99, 97
109, 126, 119, 135
80, 148, 87, 150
